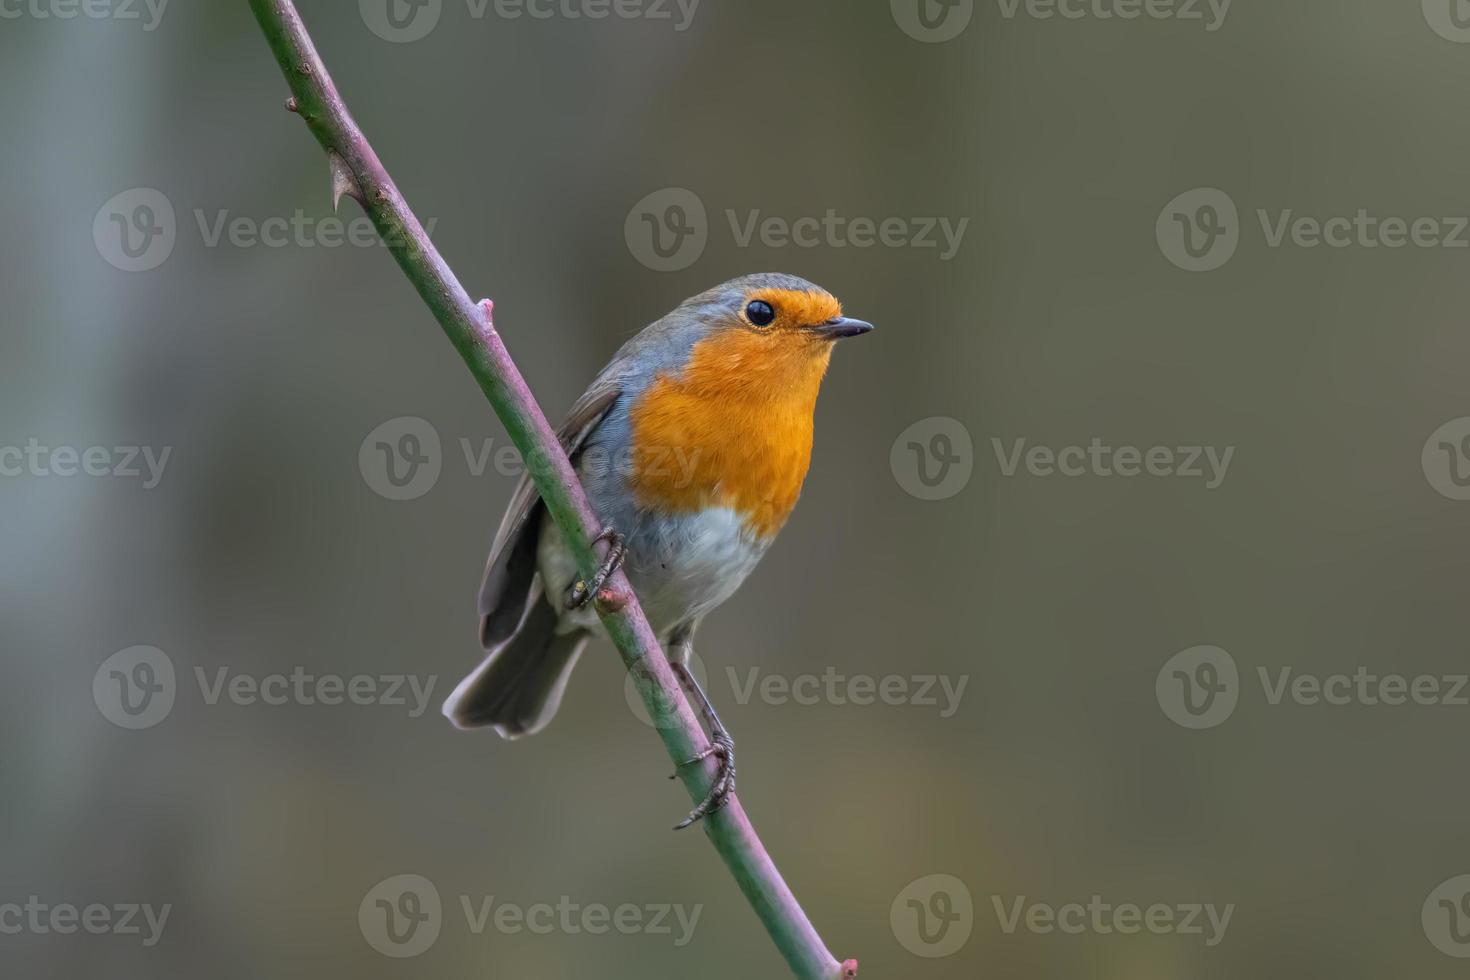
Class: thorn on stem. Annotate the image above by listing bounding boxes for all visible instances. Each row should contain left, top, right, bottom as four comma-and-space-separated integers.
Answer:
594, 587, 630, 615
475, 298, 499, 346
285, 96, 300, 113
840, 960, 859, 978
328, 152, 365, 212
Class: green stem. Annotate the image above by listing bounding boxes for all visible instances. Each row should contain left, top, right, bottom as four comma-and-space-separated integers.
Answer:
246, 3, 856, 977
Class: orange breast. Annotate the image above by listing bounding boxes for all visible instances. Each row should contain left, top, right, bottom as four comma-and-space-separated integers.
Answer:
627, 327, 833, 540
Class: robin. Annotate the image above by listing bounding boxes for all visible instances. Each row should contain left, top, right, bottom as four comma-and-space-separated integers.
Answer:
443, 273, 874, 827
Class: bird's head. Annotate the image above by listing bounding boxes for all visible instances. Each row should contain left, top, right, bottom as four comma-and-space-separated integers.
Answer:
666, 273, 874, 392
700, 272, 874, 343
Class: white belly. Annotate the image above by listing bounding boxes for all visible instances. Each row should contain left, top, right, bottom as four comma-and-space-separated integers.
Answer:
538, 506, 768, 638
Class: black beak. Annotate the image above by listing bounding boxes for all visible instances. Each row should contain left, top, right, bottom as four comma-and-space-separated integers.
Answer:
812, 317, 875, 340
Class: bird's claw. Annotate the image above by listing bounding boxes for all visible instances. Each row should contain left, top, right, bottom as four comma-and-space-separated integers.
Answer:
672, 732, 736, 830
568, 527, 626, 610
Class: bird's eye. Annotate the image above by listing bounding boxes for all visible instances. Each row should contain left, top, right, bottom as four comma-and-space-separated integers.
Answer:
745, 300, 776, 327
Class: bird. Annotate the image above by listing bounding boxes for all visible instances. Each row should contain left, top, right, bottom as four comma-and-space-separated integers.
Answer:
443, 272, 874, 827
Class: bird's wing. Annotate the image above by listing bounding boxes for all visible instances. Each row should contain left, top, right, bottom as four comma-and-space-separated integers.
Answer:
476, 372, 623, 645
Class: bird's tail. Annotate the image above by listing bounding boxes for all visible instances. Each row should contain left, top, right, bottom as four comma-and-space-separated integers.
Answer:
442, 587, 588, 738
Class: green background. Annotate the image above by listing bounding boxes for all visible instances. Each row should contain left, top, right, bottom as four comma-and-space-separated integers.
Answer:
4, 0, 1470, 977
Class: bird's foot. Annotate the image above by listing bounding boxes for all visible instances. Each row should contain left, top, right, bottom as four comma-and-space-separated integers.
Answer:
671, 731, 736, 830
567, 527, 626, 610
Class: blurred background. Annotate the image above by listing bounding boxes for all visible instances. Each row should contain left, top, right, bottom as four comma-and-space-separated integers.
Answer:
4, 0, 1470, 977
